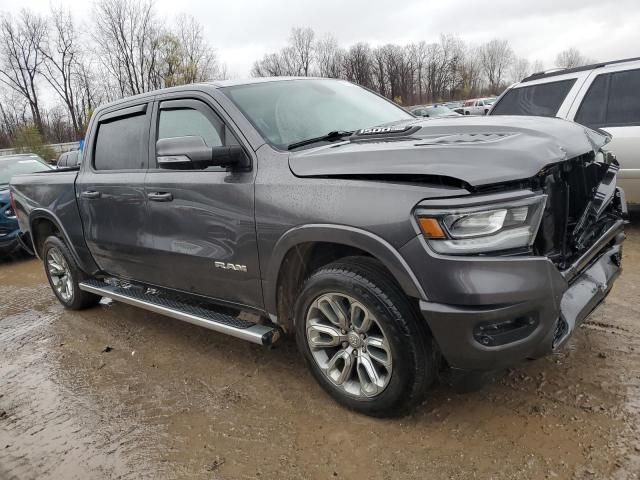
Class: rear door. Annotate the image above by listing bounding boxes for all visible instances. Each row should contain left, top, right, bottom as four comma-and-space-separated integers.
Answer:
76, 102, 156, 281
569, 66, 640, 203
144, 92, 262, 308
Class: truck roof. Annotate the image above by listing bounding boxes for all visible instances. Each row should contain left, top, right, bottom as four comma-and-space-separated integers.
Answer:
92, 77, 338, 111
521, 56, 640, 83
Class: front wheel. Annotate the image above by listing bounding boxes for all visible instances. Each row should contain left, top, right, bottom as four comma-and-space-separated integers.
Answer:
42, 236, 102, 310
295, 257, 437, 417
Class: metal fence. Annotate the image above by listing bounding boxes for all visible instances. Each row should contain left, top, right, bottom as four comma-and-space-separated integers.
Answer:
0, 141, 81, 157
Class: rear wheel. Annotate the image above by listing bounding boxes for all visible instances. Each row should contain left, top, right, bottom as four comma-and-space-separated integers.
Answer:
42, 236, 101, 310
295, 257, 436, 417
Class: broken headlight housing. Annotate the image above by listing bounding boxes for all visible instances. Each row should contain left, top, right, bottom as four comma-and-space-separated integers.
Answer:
416, 194, 547, 255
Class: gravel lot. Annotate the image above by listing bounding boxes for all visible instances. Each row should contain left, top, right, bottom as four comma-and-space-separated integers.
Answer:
1, 215, 639, 480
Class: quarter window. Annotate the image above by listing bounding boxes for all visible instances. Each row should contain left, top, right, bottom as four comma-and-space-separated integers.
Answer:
574, 74, 607, 127
490, 79, 576, 117
94, 113, 148, 170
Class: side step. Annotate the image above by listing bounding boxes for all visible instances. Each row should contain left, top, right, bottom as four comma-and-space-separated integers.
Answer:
79, 279, 280, 346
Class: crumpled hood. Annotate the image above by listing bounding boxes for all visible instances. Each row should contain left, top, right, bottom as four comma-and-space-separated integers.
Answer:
289, 116, 610, 187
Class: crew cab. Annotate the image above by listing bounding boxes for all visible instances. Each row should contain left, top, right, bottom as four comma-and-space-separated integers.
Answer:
10, 78, 626, 416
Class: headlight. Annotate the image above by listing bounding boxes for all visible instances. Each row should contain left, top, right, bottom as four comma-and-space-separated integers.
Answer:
416, 194, 547, 255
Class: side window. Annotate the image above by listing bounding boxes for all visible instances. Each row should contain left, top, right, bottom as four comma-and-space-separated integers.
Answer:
158, 108, 223, 147
574, 74, 607, 127
94, 112, 148, 170
606, 69, 640, 126
575, 69, 640, 128
490, 79, 576, 117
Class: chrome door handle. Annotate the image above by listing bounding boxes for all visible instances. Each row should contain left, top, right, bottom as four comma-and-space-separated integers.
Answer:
147, 192, 173, 202
80, 190, 101, 199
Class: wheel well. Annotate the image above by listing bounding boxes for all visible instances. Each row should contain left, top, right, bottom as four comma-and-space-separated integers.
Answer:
31, 218, 60, 257
275, 242, 394, 331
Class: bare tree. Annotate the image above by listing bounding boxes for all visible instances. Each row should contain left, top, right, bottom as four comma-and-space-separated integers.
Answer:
343, 43, 373, 89
0, 10, 47, 134
480, 39, 514, 93
509, 57, 530, 83
39, 7, 84, 136
555, 48, 593, 68
531, 59, 545, 74
93, 0, 159, 96
315, 34, 343, 78
173, 14, 219, 83
459, 46, 483, 98
289, 27, 315, 76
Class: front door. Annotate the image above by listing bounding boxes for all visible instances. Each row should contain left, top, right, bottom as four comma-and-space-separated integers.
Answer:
144, 94, 262, 308
76, 102, 156, 282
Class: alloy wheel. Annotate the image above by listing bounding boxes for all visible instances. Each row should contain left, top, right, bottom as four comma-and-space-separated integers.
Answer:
46, 247, 74, 303
305, 292, 393, 398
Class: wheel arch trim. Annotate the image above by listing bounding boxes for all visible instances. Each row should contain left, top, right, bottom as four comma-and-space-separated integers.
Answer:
264, 224, 427, 316
29, 209, 80, 263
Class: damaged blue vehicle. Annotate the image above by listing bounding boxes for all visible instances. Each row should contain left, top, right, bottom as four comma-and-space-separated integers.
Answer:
1, 154, 52, 256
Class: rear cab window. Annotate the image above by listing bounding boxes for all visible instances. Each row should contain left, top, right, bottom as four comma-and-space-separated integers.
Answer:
490, 79, 576, 117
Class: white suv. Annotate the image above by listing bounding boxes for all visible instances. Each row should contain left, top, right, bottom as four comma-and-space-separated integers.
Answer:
490, 57, 640, 204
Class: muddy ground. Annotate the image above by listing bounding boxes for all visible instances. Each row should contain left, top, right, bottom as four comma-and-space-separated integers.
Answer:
1, 220, 639, 480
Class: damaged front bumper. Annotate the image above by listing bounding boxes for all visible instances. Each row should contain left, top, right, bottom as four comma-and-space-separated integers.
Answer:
412, 218, 625, 372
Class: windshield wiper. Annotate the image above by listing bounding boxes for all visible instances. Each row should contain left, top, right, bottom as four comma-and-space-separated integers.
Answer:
287, 130, 353, 150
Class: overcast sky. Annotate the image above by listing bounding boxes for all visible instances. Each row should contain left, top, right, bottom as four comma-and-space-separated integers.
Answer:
1, 0, 639, 77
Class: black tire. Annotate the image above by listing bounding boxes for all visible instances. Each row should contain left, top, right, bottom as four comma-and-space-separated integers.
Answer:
42, 235, 102, 310
294, 256, 436, 417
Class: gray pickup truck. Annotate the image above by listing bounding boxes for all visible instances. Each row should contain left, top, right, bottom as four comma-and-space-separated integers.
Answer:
10, 78, 627, 416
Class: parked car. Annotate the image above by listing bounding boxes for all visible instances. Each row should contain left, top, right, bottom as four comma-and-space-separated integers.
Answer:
1, 154, 52, 256
444, 101, 464, 111
57, 150, 81, 168
490, 57, 640, 204
462, 98, 495, 115
410, 105, 461, 118
10, 78, 626, 416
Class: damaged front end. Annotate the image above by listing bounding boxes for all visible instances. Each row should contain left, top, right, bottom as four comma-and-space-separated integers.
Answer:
532, 149, 627, 276
528, 148, 627, 348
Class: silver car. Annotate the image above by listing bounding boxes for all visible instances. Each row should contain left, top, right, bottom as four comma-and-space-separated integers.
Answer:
490, 57, 640, 204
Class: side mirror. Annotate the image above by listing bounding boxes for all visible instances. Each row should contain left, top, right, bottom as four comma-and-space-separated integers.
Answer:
156, 136, 248, 169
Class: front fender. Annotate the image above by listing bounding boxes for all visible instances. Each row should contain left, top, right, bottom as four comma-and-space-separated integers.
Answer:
263, 224, 427, 316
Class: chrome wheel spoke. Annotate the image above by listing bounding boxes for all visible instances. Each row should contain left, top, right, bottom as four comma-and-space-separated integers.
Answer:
350, 302, 372, 333
357, 353, 385, 397
364, 335, 392, 369
317, 295, 349, 330
325, 349, 354, 385
307, 322, 346, 349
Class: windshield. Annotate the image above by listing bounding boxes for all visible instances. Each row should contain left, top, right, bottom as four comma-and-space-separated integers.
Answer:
221, 79, 413, 149
0, 155, 50, 186
427, 106, 454, 115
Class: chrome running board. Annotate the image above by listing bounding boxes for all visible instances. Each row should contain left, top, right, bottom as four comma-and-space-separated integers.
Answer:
79, 279, 279, 346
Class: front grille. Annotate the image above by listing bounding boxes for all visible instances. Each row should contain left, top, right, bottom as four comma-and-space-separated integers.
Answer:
533, 154, 621, 269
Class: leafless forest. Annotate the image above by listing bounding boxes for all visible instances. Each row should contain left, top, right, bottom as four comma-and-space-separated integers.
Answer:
0, 0, 593, 151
